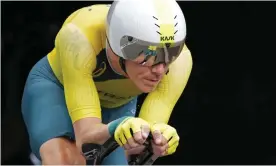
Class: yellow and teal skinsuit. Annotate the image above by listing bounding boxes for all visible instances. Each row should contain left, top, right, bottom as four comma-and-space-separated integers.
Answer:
21, 5, 192, 164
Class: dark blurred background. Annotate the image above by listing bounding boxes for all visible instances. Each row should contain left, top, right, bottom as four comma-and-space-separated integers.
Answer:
1, 1, 276, 165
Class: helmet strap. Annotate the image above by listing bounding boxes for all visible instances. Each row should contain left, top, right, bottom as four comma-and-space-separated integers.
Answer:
119, 57, 128, 77
106, 39, 128, 77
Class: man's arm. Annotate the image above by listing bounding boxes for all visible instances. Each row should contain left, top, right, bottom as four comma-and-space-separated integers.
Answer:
55, 23, 110, 149
138, 45, 193, 124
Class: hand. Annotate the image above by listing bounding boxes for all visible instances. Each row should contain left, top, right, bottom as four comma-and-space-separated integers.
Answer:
125, 144, 146, 156
114, 117, 150, 150
150, 123, 180, 157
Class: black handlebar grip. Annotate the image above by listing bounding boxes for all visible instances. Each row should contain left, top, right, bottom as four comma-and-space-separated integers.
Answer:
82, 137, 119, 165
128, 133, 157, 165
83, 133, 156, 165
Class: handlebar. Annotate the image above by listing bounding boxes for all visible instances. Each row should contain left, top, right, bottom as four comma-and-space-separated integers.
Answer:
82, 133, 156, 165
128, 133, 155, 165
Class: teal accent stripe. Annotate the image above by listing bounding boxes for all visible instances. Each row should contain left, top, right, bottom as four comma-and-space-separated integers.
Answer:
108, 116, 130, 135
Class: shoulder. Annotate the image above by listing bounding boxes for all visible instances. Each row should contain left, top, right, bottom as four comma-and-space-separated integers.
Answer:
63, 5, 110, 25
59, 4, 110, 54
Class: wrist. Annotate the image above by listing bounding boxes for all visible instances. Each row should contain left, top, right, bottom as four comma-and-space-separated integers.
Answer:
107, 116, 131, 135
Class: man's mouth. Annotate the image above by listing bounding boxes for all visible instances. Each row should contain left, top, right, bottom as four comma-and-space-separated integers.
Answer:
144, 78, 160, 84
149, 79, 159, 82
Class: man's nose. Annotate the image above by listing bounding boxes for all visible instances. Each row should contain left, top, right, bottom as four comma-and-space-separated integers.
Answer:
152, 63, 166, 75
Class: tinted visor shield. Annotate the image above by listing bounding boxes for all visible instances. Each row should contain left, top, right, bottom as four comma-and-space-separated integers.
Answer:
120, 36, 185, 65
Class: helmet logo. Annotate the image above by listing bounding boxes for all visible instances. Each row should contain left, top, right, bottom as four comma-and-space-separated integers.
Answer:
160, 35, 174, 42
159, 24, 175, 44
153, 14, 178, 45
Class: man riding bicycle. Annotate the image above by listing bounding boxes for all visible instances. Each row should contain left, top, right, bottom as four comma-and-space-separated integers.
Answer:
22, 0, 193, 164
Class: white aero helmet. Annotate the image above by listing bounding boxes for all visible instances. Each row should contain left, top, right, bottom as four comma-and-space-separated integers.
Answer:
106, 0, 187, 65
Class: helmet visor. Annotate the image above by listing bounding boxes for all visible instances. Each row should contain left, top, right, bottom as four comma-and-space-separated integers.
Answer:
120, 36, 185, 65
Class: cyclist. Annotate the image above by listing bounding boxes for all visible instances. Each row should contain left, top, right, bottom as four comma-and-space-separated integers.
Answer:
22, 0, 193, 165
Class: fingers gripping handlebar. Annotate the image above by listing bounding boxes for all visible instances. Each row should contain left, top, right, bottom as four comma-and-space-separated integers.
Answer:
128, 134, 155, 165
82, 133, 156, 165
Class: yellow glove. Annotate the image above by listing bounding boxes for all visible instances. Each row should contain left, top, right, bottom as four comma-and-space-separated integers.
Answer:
151, 123, 180, 156
114, 117, 150, 148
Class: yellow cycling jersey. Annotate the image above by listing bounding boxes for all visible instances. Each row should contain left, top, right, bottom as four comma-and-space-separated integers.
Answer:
47, 5, 193, 124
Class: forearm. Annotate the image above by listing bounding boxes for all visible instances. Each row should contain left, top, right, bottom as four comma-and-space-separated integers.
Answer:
73, 117, 110, 151
139, 99, 172, 124
139, 46, 193, 124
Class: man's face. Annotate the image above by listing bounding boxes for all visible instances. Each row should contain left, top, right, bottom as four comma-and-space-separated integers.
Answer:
125, 54, 168, 93
106, 42, 168, 93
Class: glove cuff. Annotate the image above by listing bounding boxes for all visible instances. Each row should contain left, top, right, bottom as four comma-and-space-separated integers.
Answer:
107, 116, 131, 135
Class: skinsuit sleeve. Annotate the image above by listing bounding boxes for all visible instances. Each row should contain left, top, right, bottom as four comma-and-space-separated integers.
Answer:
138, 45, 193, 124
